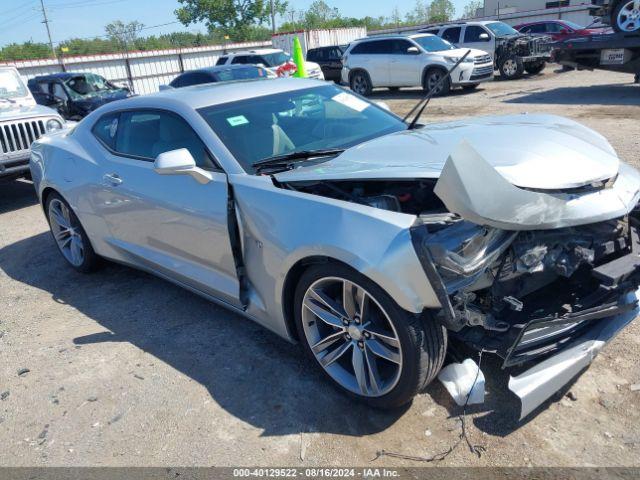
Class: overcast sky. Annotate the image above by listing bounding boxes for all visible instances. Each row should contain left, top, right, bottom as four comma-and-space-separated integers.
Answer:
0, 0, 468, 48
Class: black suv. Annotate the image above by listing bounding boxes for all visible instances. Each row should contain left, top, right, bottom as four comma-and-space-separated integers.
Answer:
306, 45, 347, 82
28, 72, 131, 120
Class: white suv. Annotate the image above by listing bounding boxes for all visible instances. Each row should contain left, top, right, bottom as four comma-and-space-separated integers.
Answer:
341, 34, 493, 96
216, 48, 324, 80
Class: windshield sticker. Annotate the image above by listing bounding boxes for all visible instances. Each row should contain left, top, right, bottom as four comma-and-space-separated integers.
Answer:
226, 115, 249, 127
332, 92, 369, 112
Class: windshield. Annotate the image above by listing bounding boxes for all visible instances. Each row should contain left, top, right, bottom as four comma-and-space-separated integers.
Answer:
486, 22, 519, 37
64, 73, 117, 98
412, 35, 456, 52
198, 85, 406, 173
260, 51, 291, 67
0, 69, 29, 100
215, 67, 267, 81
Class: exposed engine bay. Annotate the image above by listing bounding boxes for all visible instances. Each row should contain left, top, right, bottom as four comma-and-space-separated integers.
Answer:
282, 177, 640, 368
495, 34, 552, 64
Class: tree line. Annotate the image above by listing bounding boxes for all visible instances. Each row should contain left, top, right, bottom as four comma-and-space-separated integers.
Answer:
0, 0, 473, 62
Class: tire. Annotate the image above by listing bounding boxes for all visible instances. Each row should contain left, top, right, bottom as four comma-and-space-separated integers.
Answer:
294, 263, 447, 409
499, 54, 524, 80
349, 70, 372, 96
525, 61, 546, 75
612, 0, 640, 33
462, 84, 479, 91
422, 68, 451, 96
45, 192, 100, 273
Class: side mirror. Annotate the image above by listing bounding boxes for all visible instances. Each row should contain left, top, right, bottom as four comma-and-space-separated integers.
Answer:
154, 148, 213, 184
407, 46, 420, 55
479, 33, 490, 41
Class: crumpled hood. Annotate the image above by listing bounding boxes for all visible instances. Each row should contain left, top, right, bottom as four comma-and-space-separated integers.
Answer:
275, 114, 620, 190
0, 102, 59, 122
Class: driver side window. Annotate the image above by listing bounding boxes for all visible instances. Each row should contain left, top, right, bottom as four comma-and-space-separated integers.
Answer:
92, 110, 217, 169
50, 82, 68, 100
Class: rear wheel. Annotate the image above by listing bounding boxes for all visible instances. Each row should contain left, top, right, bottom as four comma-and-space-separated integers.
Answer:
612, 0, 640, 32
525, 61, 546, 75
294, 263, 447, 409
46, 193, 100, 273
499, 55, 524, 80
423, 68, 451, 96
350, 71, 372, 96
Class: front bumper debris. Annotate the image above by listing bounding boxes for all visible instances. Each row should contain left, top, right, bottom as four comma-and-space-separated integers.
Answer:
509, 289, 638, 419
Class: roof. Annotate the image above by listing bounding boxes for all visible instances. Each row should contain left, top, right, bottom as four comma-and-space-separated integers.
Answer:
351, 33, 436, 42
28, 71, 94, 82
223, 48, 282, 56
110, 77, 325, 110
179, 64, 262, 75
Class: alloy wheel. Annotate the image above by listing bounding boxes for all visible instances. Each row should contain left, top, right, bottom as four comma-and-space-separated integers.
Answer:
427, 72, 443, 94
617, 0, 640, 31
352, 74, 368, 95
502, 59, 517, 77
301, 277, 402, 397
48, 198, 85, 267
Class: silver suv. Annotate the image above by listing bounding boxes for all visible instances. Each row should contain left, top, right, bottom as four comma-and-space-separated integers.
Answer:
1, 66, 67, 181
341, 34, 493, 96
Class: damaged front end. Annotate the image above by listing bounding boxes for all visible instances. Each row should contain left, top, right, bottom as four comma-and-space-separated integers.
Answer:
409, 143, 640, 419
412, 214, 640, 418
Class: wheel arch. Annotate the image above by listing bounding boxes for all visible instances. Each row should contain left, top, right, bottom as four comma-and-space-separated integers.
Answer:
422, 64, 448, 82
348, 67, 371, 84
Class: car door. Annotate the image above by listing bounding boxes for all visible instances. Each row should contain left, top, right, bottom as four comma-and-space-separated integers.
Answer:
366, 39, 393, 86
319, 47, 341, 81
48, 81, 72, 118
461, 25, 495, 57
388, 39, 423, 86
89, 109, 242, 307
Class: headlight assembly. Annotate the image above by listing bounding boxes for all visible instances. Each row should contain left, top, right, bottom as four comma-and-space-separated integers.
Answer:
46, 119, 63, 132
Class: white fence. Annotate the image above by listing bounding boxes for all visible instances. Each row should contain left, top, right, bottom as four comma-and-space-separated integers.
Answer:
1, 41, 271, 95
271, 27, 367, 55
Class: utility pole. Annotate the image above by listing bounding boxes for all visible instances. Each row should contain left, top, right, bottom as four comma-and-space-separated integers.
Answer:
39, 0, 56, 58
270, 0, 276, 34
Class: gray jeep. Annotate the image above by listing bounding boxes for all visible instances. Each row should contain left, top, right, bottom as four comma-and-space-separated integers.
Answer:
1, 66, 67, 181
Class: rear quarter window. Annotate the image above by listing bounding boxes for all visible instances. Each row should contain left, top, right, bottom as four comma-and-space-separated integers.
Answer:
92, 113, 119, 150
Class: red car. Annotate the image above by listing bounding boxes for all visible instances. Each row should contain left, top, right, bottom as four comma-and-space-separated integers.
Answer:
515, 20, 606, 41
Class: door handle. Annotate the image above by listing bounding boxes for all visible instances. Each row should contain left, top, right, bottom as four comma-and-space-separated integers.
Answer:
103, 173, 122, 186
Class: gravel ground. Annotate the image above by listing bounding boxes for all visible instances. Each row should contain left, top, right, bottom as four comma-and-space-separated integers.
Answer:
1, 67, 639, 468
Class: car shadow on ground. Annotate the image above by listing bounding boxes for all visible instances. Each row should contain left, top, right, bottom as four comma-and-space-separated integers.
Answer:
0, 229, 555, 438
0, 179, 38, 214
505, 83, 640, 106
0, 231, 411, 437
367, 86, 484, 101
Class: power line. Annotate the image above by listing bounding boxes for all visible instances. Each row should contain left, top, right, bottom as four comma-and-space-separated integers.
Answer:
51, 20, 183, 45
0, 0, 37, 17
38, 0, 56, 58
48, 0, 128, 11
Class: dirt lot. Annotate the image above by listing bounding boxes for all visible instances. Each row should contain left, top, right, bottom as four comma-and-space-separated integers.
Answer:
1, 67, 640, 468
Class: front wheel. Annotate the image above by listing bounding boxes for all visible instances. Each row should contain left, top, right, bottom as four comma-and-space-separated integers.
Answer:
349, 71, 372, 96
612, 0, 640, 32
46, 193, 100, 273
499, 55, 524, 80
294, 264, 447, 409
423, 68, 451, 96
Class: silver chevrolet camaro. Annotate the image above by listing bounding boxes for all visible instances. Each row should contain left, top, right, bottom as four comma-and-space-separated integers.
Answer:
30, 77, 640, 418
